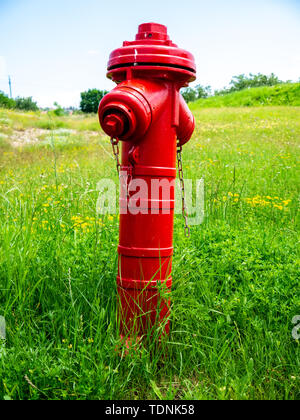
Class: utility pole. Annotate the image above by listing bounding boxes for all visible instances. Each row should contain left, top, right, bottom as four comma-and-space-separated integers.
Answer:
8, 76, 12, 98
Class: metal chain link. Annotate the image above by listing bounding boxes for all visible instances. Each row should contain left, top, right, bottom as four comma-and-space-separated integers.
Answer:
110, 136, 131, 200
177, 142, 190, 238
110, 136, 121, 175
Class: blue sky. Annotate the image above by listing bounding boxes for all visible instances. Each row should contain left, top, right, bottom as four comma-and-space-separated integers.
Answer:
0, 0, 299, 107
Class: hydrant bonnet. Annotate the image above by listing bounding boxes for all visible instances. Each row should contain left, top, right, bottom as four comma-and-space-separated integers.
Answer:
106, 23, 196, 84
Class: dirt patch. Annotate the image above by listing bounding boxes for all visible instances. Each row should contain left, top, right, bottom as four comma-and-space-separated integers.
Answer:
8, 128, 102, 148
10, 128, 48, 147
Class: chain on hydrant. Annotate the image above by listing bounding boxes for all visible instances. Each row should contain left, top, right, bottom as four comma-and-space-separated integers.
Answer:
110, 136, 121, 175
98, 23, 196, 344
110, 136, 132, 200
111, 135, 190, 238
177, 142, 190, 238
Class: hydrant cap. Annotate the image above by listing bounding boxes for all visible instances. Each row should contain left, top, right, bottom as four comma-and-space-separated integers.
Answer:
107, 22, 196, 82
102, 112, 127, 138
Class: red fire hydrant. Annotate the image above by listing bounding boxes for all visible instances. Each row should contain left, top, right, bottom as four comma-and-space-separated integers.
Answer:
98, 23, 196, 342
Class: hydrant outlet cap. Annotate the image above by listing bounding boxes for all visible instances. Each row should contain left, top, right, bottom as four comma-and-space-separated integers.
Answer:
103, 112, 127, 137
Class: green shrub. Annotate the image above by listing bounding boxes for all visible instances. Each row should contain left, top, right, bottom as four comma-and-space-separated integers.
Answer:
80, 89, 108, 113
50, 102, 66, 117
181, 85, 211, 102
0, 91, 15, 109
15, 97, 38, 111
34, 119, 66, 130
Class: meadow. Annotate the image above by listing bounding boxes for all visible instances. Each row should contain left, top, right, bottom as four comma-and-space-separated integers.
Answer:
190, 83, 300, 108
0, 105, 299, 400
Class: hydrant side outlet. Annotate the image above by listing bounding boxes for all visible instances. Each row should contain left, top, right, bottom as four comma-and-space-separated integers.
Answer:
98, 23, 196, 342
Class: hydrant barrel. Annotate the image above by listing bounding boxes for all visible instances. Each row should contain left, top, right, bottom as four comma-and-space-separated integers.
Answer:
98, 23, 196, 342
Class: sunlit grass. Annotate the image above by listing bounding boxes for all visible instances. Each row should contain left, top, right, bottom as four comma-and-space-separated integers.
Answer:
0, 106, 299, 400
189, 83, 300, 108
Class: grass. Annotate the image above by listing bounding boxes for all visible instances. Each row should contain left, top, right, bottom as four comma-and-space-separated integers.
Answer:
0, 109, 100, 133
0, 106, 299, 400
189, 83, 300, 108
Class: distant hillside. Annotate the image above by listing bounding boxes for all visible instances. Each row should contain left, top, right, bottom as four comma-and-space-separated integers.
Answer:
189, 83, 300, 108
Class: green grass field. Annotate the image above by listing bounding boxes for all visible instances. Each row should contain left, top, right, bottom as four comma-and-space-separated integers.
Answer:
0, 105, 299, 400
190, 83, 300, 108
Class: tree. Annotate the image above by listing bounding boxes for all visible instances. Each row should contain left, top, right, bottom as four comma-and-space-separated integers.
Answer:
80, 89, 108, 113
214, 73, 284, 96
195, 84, 212, 98
229, 73, 283, 92
181, 87, 197, 103
181, 85, 212, 103
15, 96, 38, 111
0, 91, 15, 109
